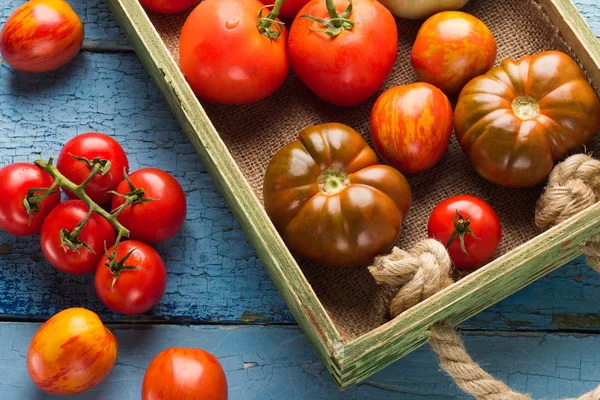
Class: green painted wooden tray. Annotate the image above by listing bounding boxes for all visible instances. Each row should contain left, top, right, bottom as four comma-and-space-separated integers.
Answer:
106, 0, 600, 388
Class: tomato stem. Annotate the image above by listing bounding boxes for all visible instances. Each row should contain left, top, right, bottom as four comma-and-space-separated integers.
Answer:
445, 210, 480, 255
300, 0, 354, 37
256, 0, 286, 41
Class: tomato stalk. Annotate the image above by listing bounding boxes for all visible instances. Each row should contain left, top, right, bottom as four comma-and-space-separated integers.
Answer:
446, 210, 480, 255
256, 0, 286, 41
301, 0, 354, 37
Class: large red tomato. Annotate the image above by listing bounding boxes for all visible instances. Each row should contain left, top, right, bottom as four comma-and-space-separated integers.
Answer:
40, 200, 116, 275
95, 241, 167, 316
179, 0, 289, 104
428, 195, 501, 270
139, 0, 199, 14
370, 83, 453, 173
142, 348, 228, 400
27, 308, 118, 395
111, 168, 186, 244
411, 11, 496, 94
57, 133, 129, 205
260, 0, 310, 19
454, 51, 600, 188
0, 0, 84, 73
288, 0, 398, 106
0, 163, 61, 236
263, 123, 412, 267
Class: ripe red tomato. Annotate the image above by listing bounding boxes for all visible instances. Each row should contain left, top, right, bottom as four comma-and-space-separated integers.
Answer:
27, 308, 118, 395
111, 168, 186, 244
139, 0, 198, 14
411, 11, 496, 94
260, 0, 310, 19
0, 163, 61, 236
142, 348, 228, 400
40, 200, 116, 275
57, 133, 129, 205
428, 195, 501, 270
370, 83, 453, 173
95, 240, 167, 315
289, 0, 397, 106
179, 0, 289, 104
0, 0, 84, 73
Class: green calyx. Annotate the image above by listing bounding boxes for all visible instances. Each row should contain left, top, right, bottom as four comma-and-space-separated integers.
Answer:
109, 170, 157, 217
102, 244, 145, 288
301, 0, 354, 37
446, 210, 480, 255
256, 0, 286, 41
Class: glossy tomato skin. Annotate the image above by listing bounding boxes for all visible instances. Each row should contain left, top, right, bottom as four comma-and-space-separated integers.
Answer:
95, 241, 167, 315
57, 133, 129, 205
428, 195, 501, 270
289, 0, 398, 106
0, 0, 84, 73
378, 0, 469, 20
411, 11, 496, 94
139, 0, 198, 14
40, 200, 116, 275
0, 163, 61, 236
27, 308, 118, 395
111, 168, 186, 244
142, 348, 228, 400
180, 0, 289, 104
264, 123, 411, 267
260, 0, 310, 19
370, 83, 453, 173
455, 51, 600, 188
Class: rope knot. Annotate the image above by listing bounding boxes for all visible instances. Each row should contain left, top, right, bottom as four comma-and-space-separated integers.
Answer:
369, 239, 454, 318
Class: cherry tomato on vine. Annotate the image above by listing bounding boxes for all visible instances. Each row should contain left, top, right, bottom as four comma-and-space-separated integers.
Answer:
142, 348, 228, 400
179, 0, 289, 104
288, 0, 398, 106
57, 133, 129, 205
95, 241, 167, 316
0, 163, 61, 236
428, 195, 501, 270
260, 0, 309, 19
40, 200, 116, 275
139, 0, 198, 14
111, 168, 186, 244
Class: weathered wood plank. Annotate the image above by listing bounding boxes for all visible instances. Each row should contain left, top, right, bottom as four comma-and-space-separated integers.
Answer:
0, 322, 599, 399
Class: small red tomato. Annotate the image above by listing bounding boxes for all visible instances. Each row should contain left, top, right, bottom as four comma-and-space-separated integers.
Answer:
95, 241, 167, 316
370, 83, 453, 173
0, 163, 61, 236
27, 308, 118, 395
260, 0, 310, 19
139, 0, 199, 14
40, 200, 116, 275
179, 0, 289, 104
111, 168, 186, 244
411, 11, 496, 94
57, 133, 129, 205
142, 348, 228, 400
428, 195, 501, 270
0, 0, 84, 73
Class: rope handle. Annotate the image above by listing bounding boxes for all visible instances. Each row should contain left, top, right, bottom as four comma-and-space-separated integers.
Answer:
368, 154, 600, 400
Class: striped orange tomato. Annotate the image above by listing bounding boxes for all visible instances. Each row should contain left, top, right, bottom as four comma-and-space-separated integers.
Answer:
0, 0, 84, 73
370, 83, 453, 174
26, 308, 118, 395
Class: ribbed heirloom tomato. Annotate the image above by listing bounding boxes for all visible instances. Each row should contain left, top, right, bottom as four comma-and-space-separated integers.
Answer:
27, 308, 118, 395
411, 11, 496, 94
288, 0, 398, 106
370, 83, 453, 173
454, 51, 600, 188
0, 0, 84, 73
139, 0, 198, 14
264, 123, 412, 267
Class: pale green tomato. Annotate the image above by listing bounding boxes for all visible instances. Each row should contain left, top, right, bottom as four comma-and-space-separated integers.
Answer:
378, 0, 470, 19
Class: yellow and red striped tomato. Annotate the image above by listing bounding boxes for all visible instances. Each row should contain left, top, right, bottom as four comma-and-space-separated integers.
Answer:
26, 308, 118, 395
411, 11, 496, 94
370, 83, 453, 174
0, 0, 84, 73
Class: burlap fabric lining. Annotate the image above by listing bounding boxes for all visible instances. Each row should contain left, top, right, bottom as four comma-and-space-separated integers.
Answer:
147, 0, 600, 341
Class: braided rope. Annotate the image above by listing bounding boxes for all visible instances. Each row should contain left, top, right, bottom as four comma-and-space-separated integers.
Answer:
368, 154, 600, 400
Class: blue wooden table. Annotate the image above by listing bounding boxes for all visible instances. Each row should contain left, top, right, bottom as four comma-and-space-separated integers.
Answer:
0, 1, 599, 398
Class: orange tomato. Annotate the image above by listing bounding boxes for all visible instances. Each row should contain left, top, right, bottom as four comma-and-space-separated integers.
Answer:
370, 83, 453, 173
0, 0, 84, 73
139, 0, 199, 14
411, 11, 496, 94
26, 308, 118, 395
142, 348, 228, 400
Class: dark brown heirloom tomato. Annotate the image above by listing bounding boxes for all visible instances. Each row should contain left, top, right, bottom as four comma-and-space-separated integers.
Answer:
263, 123, 412, 267
454, 51, 600, 188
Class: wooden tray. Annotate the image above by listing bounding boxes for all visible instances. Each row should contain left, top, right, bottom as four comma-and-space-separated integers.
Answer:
106, 0, 600, 388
